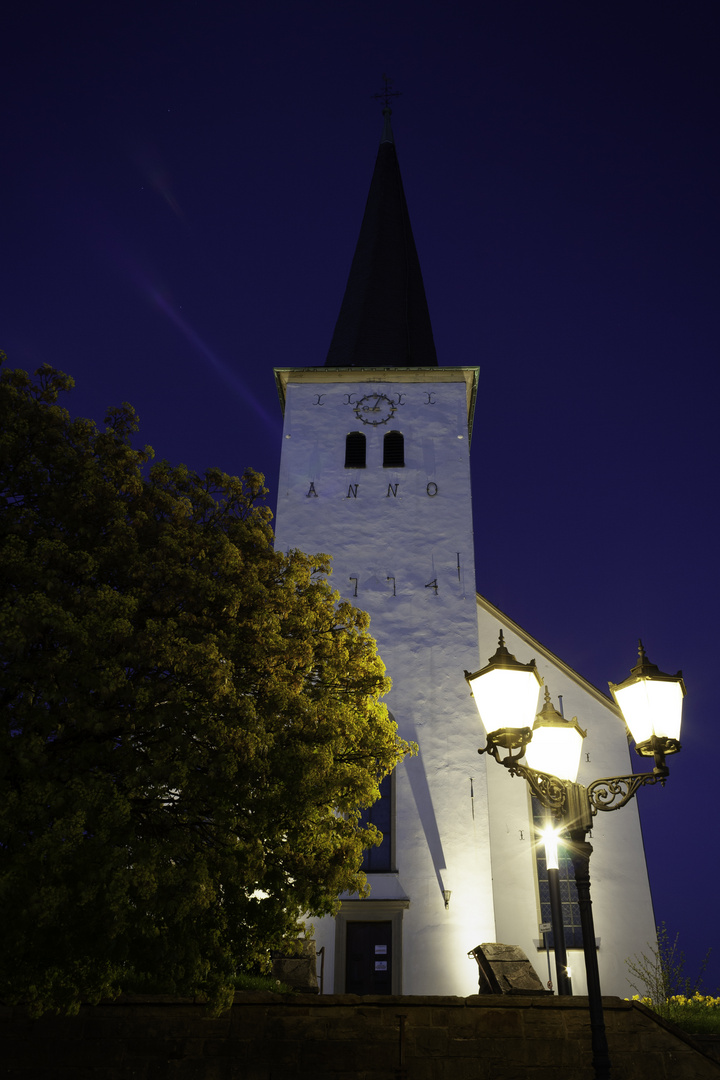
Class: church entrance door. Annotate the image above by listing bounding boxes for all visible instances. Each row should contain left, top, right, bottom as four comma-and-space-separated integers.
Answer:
345, 921, 392, 994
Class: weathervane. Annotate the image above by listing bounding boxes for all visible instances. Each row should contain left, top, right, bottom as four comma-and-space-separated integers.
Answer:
372, 73, 401, 111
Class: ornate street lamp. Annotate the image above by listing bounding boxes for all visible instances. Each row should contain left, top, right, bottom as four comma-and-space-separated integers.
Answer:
464, 636, 685, 1080
608, 642, 684, 777
465, 630, 543, 741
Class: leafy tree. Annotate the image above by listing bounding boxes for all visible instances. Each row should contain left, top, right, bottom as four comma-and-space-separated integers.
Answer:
0, 356, 412, 1015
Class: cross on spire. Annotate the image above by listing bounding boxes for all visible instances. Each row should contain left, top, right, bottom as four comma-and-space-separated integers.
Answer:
371, 74, 401, 112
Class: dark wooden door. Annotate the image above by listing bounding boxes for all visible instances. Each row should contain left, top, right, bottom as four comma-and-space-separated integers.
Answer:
345, 921, 393, 994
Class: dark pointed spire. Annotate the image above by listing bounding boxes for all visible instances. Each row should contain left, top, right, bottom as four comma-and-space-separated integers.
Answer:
325, 106, 438, 367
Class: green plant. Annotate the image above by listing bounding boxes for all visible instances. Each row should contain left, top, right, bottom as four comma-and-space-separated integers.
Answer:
626, 923, 711, 1007
232, 973, 293, 994
629, 993, 720, 1035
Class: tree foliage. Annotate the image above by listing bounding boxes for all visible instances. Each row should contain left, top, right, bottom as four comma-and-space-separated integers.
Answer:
0, 356, 412, 1015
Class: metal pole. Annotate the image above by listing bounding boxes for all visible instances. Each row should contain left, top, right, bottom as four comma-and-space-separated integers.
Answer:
541, 922, 553, 990
543, 821, 572, 996
395, 1014, 407, 1080
547, 866, 573, 996
568, 834, 611, 1080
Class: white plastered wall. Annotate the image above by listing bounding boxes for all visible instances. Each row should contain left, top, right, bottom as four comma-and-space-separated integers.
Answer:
273, 368, 496, 994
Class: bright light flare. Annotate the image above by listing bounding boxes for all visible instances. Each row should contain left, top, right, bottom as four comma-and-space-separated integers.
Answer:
539, 824, 561, 871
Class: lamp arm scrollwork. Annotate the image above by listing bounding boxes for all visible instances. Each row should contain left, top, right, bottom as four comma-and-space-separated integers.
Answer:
479, 730, 674, 822
502, 761, 568, 816
586, 771, 665, 815
477, 733, 568, 816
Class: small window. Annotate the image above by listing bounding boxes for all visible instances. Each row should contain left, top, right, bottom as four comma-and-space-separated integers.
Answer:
383, 431, 404, 468
345, 432, 366, 468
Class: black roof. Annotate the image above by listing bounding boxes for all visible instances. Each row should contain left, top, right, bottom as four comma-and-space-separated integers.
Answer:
325, 111, 438, 367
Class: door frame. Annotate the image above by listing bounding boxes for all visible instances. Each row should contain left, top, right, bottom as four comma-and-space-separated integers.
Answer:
334, 899, 409, 995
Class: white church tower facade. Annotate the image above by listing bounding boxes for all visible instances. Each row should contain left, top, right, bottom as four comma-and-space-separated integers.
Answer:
273, 108, 655, 997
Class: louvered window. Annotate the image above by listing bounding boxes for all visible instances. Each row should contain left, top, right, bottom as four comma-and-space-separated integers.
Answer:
383, 431, 404, 468
345, 432, 366, 468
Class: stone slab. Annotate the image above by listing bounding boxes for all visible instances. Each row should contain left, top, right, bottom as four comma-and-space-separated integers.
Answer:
469, 942, 553, 995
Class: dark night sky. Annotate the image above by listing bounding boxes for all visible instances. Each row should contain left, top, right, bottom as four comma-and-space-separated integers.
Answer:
3, 1, 719, 992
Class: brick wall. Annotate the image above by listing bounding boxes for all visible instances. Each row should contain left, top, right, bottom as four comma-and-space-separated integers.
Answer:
2, 994, 719, 1079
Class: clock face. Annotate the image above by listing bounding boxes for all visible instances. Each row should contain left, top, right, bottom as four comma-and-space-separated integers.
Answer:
353, 392, 398, 426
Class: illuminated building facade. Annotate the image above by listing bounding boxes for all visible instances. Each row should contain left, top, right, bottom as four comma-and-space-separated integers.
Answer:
273, 110, 654, 996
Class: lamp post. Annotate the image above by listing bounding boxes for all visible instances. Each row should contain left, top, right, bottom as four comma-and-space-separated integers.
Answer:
539, 817, 573, 996
464, 635, 685, 1080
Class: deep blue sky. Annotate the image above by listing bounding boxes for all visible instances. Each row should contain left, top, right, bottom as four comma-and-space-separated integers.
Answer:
4, 1, 719, 992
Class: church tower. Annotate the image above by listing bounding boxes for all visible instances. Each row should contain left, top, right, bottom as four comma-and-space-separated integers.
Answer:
273, 106, 656, 996
274, 106, 493, 995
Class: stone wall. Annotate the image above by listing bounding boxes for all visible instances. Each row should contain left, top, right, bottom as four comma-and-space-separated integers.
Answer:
2, 993, 719, 1080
